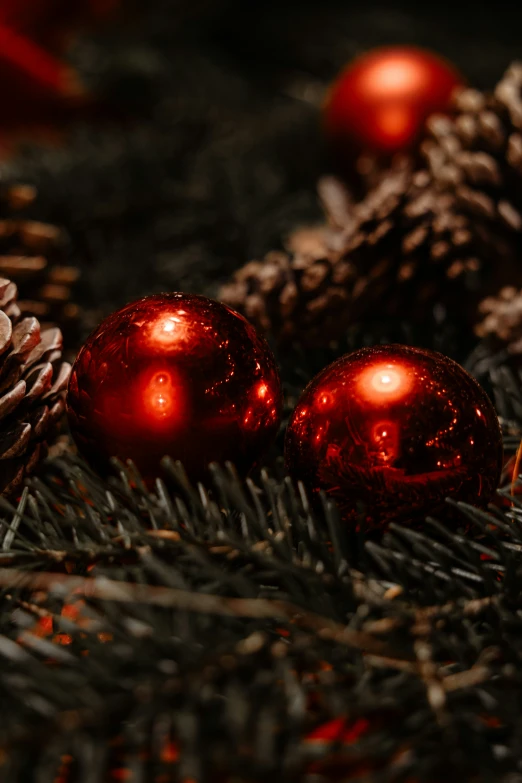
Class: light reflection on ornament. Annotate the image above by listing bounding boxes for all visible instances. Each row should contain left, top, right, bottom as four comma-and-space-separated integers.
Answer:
257, 382, 269, 400
377, 106, 413, 144
317, 390, 334, 409
149, 311, 190, 347
363, 57, 424, 94
358, 362, 412, 403
315, 426, 325, 444
372, 420, 399, 463
141, 370, 179, 424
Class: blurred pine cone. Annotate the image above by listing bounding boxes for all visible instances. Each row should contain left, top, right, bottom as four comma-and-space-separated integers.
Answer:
423, 62, 522, 289
220, 64, 522, 345
0, 182, 80, 338
476, 286, 522, 354
0, 277, 70, 496
220, 168, 482, 343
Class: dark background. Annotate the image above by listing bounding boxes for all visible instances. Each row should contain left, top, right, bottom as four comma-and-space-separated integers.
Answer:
7, 0, 522, 321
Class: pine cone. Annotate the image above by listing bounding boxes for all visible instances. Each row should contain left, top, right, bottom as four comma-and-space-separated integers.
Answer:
0, 182, 80, 338
220, 64, 522, 345
476, 286, 522, 353
422, 63, 522, 289
0, 277, 70, 496
220, 167, 483, 343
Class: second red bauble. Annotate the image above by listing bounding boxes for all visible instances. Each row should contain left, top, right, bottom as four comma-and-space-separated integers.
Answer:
67, 293, 282, 483
285, 345, 502, 528
324, 46, 464, 156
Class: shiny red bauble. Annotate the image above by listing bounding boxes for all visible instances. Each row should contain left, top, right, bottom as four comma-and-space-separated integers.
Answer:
67, 293, 282, 483
285, 345, 502, 528
324, 46, 464, 156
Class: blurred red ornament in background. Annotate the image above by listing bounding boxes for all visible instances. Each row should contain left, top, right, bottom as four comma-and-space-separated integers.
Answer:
0, 23, 79, 106
0, 0, 119, 138
67, 293, 282, 484
324, 46, 464, 157
285, 345, 502, 528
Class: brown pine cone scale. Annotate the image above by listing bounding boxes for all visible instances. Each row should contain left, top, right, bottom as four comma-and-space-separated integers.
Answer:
0, 183, 80, 337
0, 277, 70, 496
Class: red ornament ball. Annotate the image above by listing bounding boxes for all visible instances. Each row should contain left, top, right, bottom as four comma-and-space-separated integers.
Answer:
67, 293, 282, 483
285, 345, 502, 527
324, 46, 464, 156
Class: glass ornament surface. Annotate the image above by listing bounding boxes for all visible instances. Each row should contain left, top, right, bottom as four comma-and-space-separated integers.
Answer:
285, 345, 502, 527
67, 293, 282, 483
